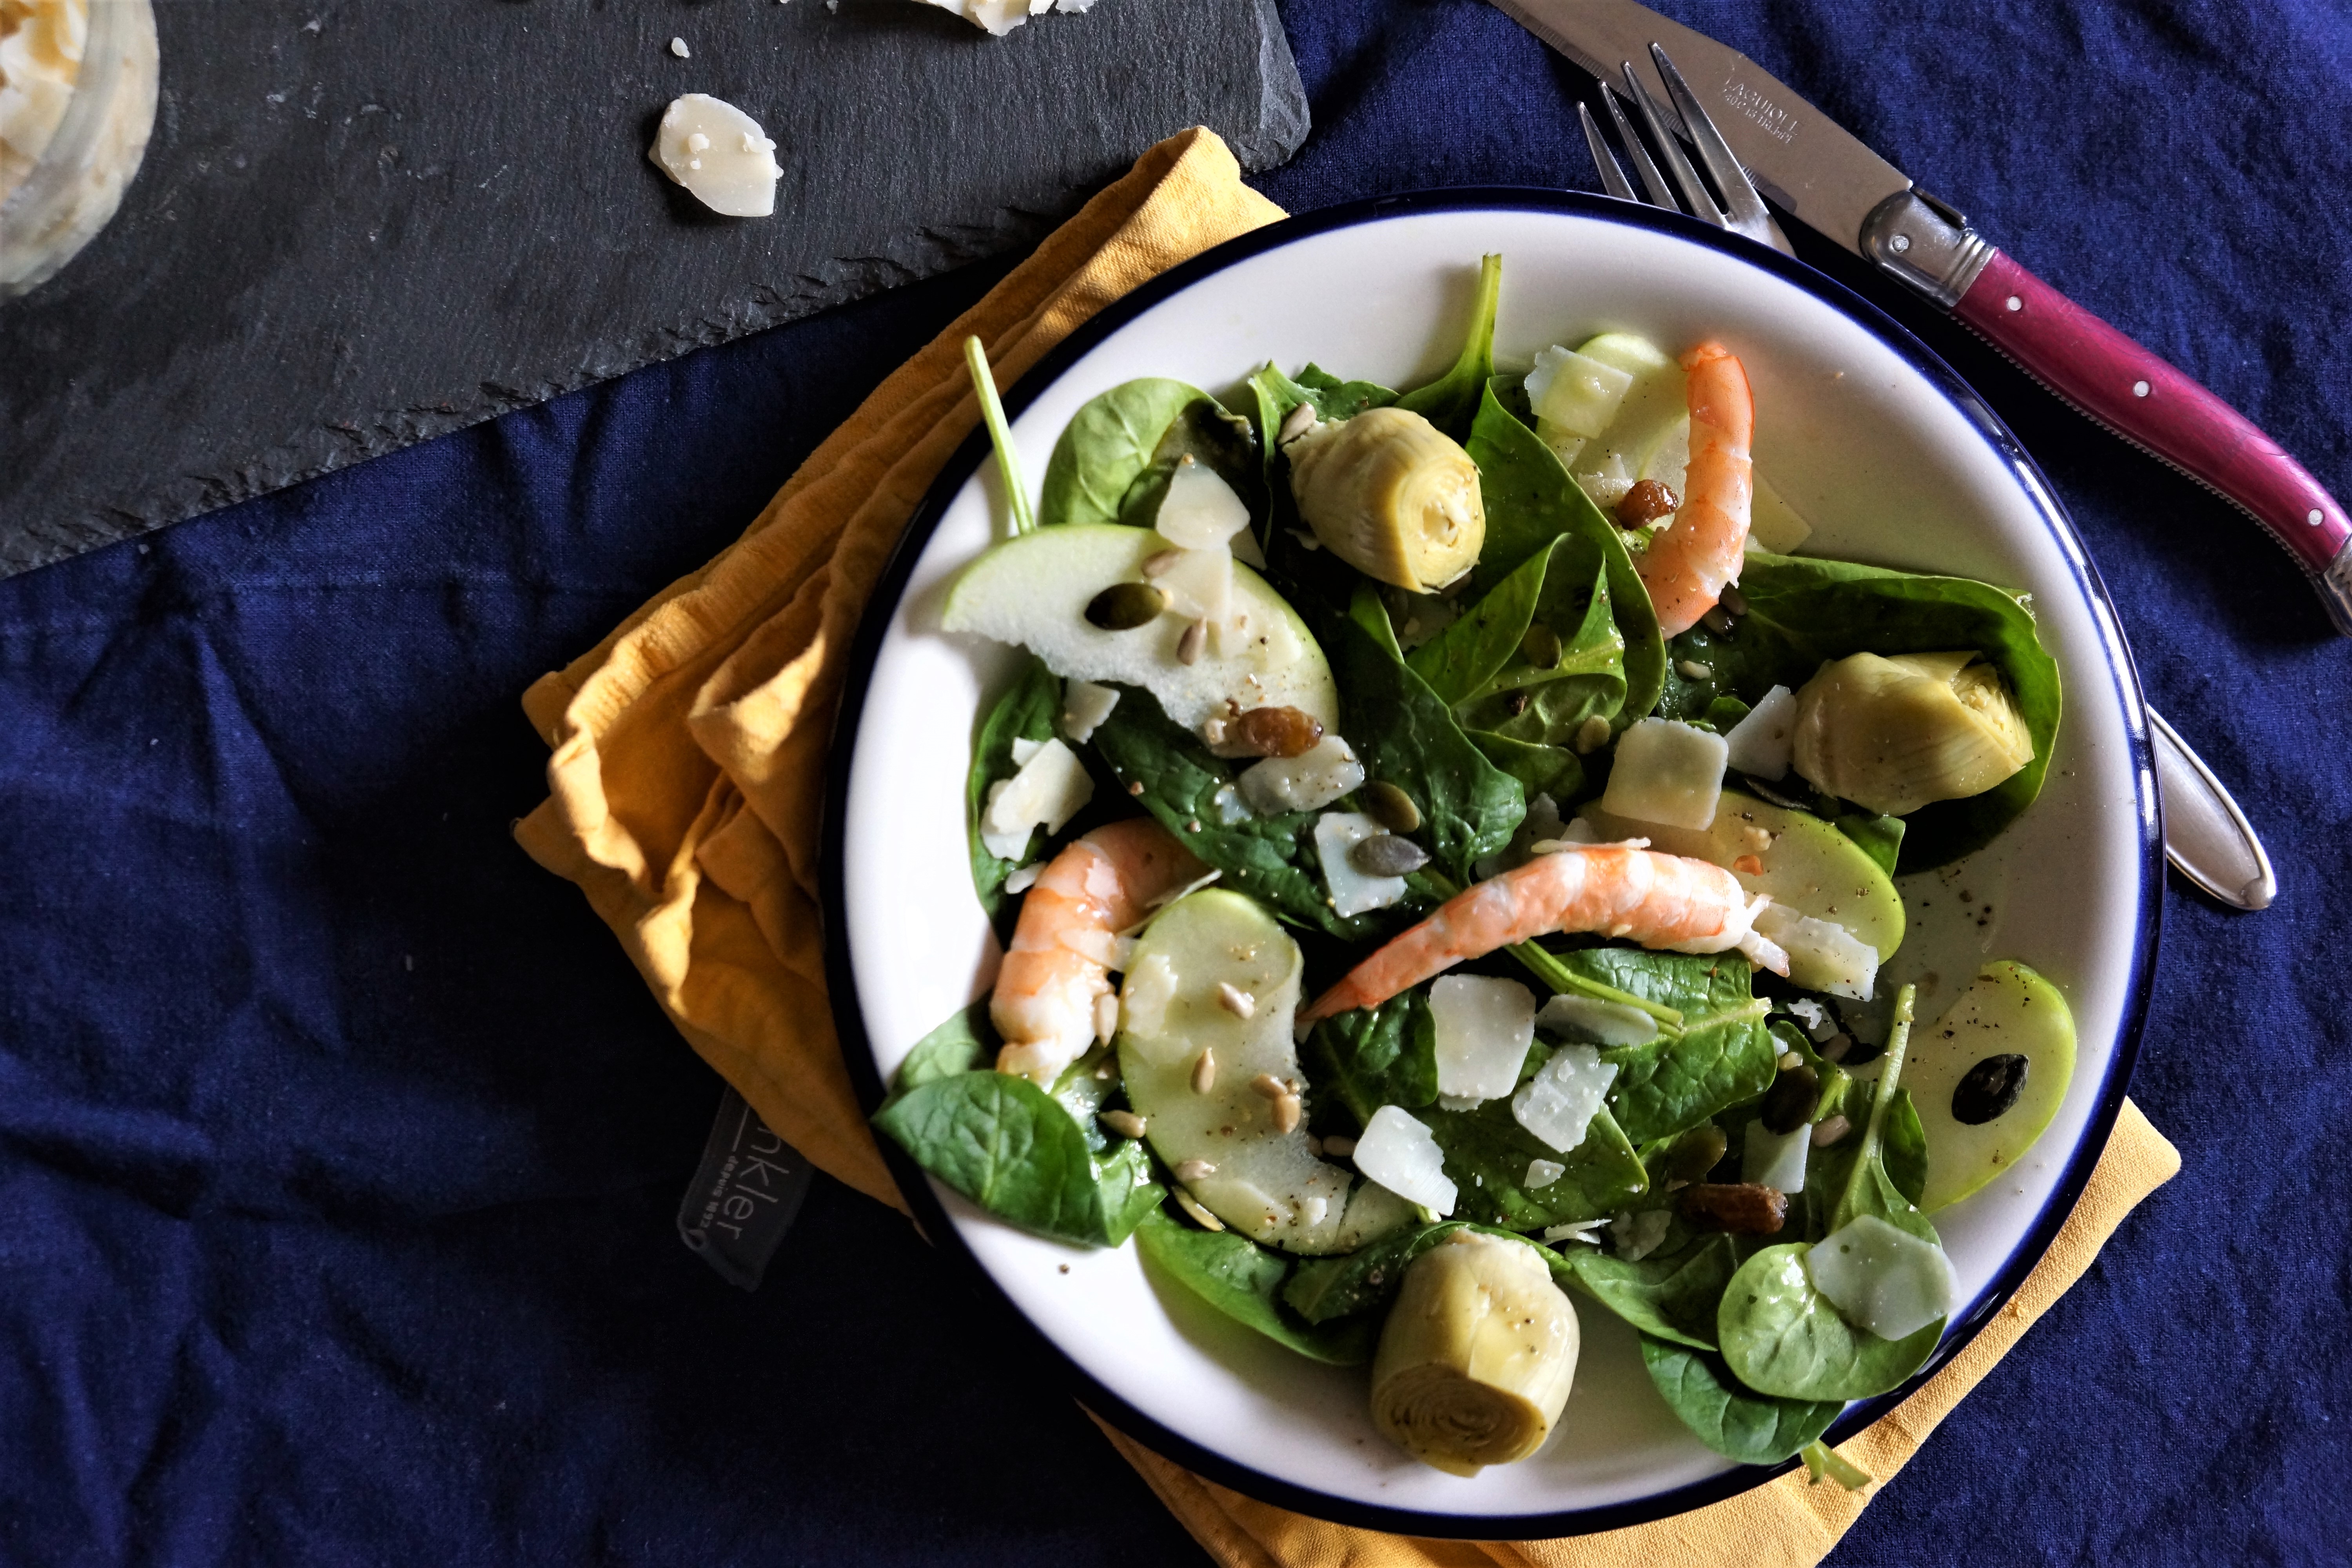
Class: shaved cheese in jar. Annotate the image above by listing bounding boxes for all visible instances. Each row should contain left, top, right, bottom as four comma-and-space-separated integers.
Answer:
1353, 1105, 1457, 1215
1313, 811, 1409, 918
1510, 1043, 1617, 1152
1599, 719, 1728, 831
1429, 975, 1536, 1104
1723, 684, 1798, 781
980, 737, 1093, 860
1238, 732, 1363, 816
649, 94, 782, 217
1807, 1214, 1956, 1341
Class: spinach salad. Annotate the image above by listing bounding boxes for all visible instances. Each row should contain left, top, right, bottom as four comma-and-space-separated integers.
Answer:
873, 256, 2078, 1484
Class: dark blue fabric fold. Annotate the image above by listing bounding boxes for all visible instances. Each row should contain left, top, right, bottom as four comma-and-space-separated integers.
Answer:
2, 1, 2345, 1561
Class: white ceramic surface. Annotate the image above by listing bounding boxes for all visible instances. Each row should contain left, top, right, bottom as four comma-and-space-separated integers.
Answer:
835, 200, 2152, 1528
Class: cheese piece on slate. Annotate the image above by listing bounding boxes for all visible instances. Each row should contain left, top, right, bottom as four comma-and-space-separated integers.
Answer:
649, 94, 782, 218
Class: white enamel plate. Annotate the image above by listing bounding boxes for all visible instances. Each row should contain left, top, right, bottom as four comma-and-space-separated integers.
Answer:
822, 192, 2159, 1537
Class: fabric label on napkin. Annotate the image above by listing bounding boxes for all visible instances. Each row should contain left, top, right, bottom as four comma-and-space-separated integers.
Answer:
677, 1085, 814, 1291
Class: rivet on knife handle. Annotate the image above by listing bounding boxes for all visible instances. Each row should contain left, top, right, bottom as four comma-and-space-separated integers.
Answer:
1863, 196, 2352, 633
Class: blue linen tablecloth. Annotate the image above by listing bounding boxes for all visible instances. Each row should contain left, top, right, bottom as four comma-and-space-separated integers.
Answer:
3, 2, 2347, 1562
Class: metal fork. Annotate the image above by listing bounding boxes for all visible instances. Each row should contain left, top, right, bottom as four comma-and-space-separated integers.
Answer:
1578, 43, 1795, 258
1574, 43, 2279, 911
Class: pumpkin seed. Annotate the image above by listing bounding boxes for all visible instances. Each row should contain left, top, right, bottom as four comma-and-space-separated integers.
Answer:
1759, 1061, 1822, 1134
1574, 715, 1612, 754
1662, 1123, 1728, 1184
1361, 780, 1423, 834
1348, 833, 1429, 877
1952, 1053, 2029, 1125
1085, 581, 1168, 630
1519, 624, 1563, 669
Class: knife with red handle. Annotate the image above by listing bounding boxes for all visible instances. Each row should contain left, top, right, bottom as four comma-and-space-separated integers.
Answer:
1490, 0, 2352, 635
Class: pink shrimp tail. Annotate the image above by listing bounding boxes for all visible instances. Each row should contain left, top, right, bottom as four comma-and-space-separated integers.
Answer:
1298, 846, 1756, 1027
1637, 341, 1754, 637
991, 818, 1204, 1082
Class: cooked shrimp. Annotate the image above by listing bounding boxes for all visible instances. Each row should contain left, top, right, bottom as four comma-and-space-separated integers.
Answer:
1637, 341, 1754, 637
993, 818, 1208, 1085
1298, 844, 1786, 1027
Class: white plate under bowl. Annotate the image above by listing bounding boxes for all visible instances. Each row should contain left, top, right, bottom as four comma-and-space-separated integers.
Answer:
822, 191, 2160, 1537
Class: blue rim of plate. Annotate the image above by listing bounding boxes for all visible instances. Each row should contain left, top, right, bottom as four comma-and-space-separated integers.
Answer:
820, 186, 2162, 1541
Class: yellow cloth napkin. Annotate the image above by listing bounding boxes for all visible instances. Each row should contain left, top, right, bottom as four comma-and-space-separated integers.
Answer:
517, 126, 2181, 1566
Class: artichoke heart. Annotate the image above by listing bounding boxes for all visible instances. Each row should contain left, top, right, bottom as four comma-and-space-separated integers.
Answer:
1369, 1232, 1579, 1475
1791, 651, 2035, 817
1286, 407, 1485, 592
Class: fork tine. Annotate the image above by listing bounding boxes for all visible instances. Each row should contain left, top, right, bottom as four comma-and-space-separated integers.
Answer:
1649, 44, 1793, 256
1577, 103, 1638, 202
1600, 84, 1678, 210
1621, 62, 1725, 227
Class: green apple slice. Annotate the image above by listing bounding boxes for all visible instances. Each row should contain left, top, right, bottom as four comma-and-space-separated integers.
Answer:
1579, 788, 1906, 966
1907, 962, 2077, 1211
1119, 889, 1414, 1254
943, 523, 1337, 732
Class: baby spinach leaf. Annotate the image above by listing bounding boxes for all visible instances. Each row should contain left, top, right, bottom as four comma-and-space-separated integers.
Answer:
1422, 1089, 1648, 1230
1392, 253, 1501, 443
1639, 1335, 1844, 1466
1717, 985, 1945, 1400
1037, 378, 1211, 530
1563, 1233, 1737, 1351
1803, 1087, 1926, 1240
1833, 811, 1906, 880
872, 1068, 1162, 1249
966, 655, 1062, 920
1115, 395, 1266, 535
1282, 1221, 1576, 1324
1133, 1208, 1377, 1365
1541, 947, 1776, 1144
1713, 1241, 1943, 1401
1454, 561, 1629, 748
890, 1000, 995, 1097
1086, 684, 1377, 941
1291, 364, 1401, 422
1659, 550, 2062, 870
1337, 587, 1525, 883
1305, 991, 1439, 1122
1407, 539, 1551, 706
1466, 381, 1665, 727
1467, 731, 1584, 802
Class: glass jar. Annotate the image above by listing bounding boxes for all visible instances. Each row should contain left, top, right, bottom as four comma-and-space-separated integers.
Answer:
0, 0, 157, 299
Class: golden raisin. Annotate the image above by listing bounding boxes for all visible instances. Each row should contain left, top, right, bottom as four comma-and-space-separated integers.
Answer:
1616, 478, 1680, 527
1227, 705, 1323, 759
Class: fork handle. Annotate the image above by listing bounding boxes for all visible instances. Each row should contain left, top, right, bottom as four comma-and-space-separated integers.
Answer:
1950, 249, 2352, 633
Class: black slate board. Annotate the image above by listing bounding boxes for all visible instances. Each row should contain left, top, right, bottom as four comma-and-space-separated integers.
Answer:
0, 0, 1306, 577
